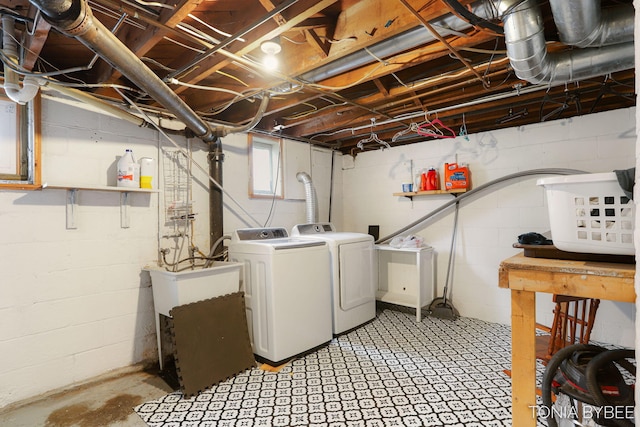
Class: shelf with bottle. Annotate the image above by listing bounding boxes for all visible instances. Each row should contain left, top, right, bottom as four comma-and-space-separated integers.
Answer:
393, 188, 467, 198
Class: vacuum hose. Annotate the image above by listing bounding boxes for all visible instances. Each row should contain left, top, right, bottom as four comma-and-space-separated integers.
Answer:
376, 168, 587, 244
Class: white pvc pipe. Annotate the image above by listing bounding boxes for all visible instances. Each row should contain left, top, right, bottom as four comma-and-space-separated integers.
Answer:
2, 16, 40, 105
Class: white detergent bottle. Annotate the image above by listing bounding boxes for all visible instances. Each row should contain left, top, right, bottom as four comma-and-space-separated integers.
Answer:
117, 149, 140, 188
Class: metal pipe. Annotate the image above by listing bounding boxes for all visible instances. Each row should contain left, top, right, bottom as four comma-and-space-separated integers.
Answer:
29, 0, 220, 142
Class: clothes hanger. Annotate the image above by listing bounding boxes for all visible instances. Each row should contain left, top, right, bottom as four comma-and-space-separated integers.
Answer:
589, 74, 635, 114
417, 113, 456, 138
539, 84, 581, 122
357, 118, 391, 150
459, 113, 469, 141
391, 122, 419, 142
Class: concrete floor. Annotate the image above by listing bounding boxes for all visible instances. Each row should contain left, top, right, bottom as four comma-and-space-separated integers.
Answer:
0, 366, 174, 427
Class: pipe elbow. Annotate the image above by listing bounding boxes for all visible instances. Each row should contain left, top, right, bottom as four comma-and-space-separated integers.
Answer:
4, 77, 40, 105
296, 171, 311, 183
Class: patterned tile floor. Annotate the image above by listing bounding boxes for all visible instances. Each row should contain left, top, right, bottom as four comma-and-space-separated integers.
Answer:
135, 308, 527, 426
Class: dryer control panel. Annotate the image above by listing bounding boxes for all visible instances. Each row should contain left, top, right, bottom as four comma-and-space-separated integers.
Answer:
292, 223, 335, 234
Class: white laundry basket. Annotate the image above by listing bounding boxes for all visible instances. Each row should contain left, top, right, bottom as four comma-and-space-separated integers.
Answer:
537, 172, 635, 255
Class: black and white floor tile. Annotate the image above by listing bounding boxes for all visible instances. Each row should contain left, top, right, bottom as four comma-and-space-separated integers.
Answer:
135, 308, 531, 426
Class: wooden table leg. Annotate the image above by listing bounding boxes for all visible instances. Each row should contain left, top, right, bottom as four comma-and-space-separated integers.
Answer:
511, 289, 537, 427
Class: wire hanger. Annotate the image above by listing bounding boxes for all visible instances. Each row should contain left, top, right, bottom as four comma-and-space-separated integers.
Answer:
357, 118, 391, 150
417, 112, 456, 139
391, 122, 419, 142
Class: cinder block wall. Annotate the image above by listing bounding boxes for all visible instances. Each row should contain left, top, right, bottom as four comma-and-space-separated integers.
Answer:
0, 97, 332, 409
340, 107, 637, 347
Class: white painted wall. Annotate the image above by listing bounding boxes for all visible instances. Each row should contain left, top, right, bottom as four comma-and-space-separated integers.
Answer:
0, 96, 331, 408
0, 93, 635, 409
340, 107, 637, 347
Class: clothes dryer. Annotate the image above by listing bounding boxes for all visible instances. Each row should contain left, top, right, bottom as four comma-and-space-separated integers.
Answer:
291, 223, 376, 334
228, 227, 332, 364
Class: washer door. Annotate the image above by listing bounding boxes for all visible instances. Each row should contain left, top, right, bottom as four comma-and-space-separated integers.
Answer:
339, 241, 375, 310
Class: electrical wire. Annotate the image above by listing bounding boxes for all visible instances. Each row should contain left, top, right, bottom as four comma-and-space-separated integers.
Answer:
114, 87, 263, 228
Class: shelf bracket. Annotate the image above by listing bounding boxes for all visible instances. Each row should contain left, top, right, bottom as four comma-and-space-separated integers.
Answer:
66, 189, 78, 229
120, 192, 130, 228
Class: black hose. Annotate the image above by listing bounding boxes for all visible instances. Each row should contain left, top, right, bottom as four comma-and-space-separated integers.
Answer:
541, 344, 606, 427
585, 349, 635, 427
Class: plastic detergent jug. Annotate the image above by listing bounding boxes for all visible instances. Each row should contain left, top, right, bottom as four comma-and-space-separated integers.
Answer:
425, 168, 439, 190
117, 149, 140, 188
444, 163, 470, 190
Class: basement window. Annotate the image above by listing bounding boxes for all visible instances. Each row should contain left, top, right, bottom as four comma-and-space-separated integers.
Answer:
249, 134, 283, 198
0, 93, 41, 190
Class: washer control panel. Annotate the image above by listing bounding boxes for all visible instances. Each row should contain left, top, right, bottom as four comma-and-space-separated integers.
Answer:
234, 227, 289, 241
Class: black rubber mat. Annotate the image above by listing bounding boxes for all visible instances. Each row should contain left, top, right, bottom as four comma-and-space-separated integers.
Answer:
169, 291, 255, 397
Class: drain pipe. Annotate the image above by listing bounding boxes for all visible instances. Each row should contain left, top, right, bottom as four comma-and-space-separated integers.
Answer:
296, 172, 318, 224
209, 95, 270, 256
2, 15, 40, 104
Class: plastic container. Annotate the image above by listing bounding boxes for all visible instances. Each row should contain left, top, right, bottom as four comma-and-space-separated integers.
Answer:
537, 172, 634, 255
139, 157, 155, 189
117, 149, 140, 188
444, 163, 470, 190
425, 168, 439, 191
402, 182, 413, 192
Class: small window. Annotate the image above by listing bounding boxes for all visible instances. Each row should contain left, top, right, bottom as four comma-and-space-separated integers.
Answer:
0, 93, 41, 189
249, 134, 282, 198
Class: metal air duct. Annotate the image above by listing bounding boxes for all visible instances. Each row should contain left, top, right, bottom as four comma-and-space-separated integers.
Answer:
302, 0, 634, 88
296, 172, 318, 224
497, 0, 635, 84
548, 0, 634, 47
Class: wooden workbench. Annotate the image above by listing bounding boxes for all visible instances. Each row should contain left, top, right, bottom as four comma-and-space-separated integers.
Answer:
498, 253, 635, 426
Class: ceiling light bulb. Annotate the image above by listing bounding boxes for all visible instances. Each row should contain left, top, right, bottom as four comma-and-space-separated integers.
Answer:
260, 38, 281, 56
263, 54, 279, 70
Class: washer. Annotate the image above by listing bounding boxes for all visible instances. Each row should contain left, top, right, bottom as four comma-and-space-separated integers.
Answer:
228, 227, 332, 364
291, 223, 376, 335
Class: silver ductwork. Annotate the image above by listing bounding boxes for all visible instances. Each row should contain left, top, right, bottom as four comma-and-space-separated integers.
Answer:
296, 172, 318, 224
497, 0, 634, 85
548, 0, 634, 47
2, 16, 40, 104
303, 0, 634, 88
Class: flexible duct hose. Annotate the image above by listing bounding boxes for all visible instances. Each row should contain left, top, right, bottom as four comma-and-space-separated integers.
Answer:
296, 171, 318, 224
376, 168, 587, 244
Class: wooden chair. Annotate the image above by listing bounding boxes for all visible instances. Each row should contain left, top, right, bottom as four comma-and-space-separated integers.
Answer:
535, 295, 600, 363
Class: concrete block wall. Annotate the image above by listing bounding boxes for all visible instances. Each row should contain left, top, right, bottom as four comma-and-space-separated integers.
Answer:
340, 107, 637, 347
0, 97, 333, 409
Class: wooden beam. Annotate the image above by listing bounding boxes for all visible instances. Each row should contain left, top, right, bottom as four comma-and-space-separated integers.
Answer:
21, 16, 51, 71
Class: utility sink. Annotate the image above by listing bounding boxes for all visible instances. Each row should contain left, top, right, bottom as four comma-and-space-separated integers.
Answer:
145, 262, 242, 317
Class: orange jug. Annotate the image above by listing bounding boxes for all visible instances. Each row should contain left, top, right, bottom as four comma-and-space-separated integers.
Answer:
425, 168, 439, 190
